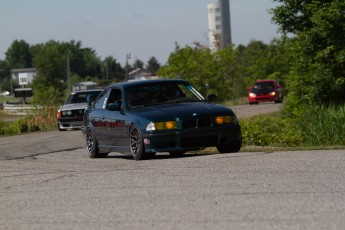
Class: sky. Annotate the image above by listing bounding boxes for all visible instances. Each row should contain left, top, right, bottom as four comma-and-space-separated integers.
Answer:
0, 0, 280, 66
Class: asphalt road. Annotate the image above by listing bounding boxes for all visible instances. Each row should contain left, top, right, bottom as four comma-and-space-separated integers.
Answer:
1, 102, 345, 229
231, 102, 283, 118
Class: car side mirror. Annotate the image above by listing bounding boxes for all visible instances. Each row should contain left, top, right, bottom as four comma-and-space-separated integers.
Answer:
108, 102, 121, 111
207, 94, 217, 103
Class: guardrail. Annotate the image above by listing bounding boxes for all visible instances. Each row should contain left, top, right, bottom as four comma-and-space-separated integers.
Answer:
2, 104, 34, 115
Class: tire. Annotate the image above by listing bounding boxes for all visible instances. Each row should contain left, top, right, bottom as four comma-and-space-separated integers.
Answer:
274, 97, 280, 103
216, 141, 242, 153
129, 125, 146, 160
275, 95, 283, 103
58, 123, 66, 131
86, 128, 108, 158
169, 151, 186, 158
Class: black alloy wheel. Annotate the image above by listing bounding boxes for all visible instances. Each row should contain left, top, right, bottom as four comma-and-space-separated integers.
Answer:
216, 141, 242, 153
129, 125, 146, 160
86, 128, 108, 158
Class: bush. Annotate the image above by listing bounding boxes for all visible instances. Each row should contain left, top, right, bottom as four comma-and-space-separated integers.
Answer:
241, 104, 345, 148
298, 104, 345, 146
240, 113, 304, 147
0, 120, 21, 135
0, 106, 58, 136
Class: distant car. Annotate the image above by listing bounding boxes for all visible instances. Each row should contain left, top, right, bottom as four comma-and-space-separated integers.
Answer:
248, 79, 283, 104
0, 91, 10, 96
82, 79, 242, 160
57, 89, 102, 131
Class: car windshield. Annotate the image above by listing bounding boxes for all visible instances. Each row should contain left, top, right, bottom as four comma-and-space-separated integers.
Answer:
126, 82, 205, 109
253, 82, 275, 90
65, 91, 100, 104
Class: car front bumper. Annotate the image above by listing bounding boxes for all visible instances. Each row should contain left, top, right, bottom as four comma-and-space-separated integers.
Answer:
141, 123, 241, 153
248, 94, 277, 103
58, 118, 84, 130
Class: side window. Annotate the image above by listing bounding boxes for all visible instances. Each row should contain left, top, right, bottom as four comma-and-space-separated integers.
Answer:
94, 88, 111, 110
107, 88, 122, 109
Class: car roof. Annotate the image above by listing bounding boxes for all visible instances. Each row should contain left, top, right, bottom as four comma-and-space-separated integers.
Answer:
70, 89, 103, 95
107, 79, 189, 89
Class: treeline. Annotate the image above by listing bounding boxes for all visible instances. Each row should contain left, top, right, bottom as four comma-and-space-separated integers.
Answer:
158, 39, 290, 101
0, 40, 161, 104
0, 37, 290, 105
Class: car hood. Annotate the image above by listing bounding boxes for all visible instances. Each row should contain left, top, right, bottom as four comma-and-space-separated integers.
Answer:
59, 103, 88, 111
129, 102, 235, 121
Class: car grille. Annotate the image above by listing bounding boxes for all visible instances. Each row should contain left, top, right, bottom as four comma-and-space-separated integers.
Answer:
61, 109, 85, 118
181, 118, 212, 129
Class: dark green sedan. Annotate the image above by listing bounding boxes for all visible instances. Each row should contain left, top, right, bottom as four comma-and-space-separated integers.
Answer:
82, 79, 242, 160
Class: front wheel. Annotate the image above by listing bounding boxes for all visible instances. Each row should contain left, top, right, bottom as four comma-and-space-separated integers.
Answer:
129, 125, 147, 160
58, 123, 66, 131
216, 141, 242, 153
86, 128, 108, 158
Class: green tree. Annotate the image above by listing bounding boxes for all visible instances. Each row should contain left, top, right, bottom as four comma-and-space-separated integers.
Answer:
0, 60, 11, 92
212, 46, 246, 99
239, 40, 269, 86
102, 56, 124, 82
80, 47, 102, 79
132, 59, 144, 70
158, 43, 243, 100
236, 38, 290, 89
158, 44, 213, 95
146, 56, 160, 74
30, 40, 106, 103
31, 41, 65, 104
271, 0, 345, 110
60, 40, 102, 80
5, 40, 32, 69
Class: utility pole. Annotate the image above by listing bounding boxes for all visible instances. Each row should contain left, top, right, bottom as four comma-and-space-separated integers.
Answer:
125, 53, 131, 81
66, 50, 71, 92
104, 63, 109, 80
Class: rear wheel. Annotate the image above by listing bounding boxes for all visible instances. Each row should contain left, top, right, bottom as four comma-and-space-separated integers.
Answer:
129, 125, 147, 160
217, 141, 242, 153
86, 128, 108, 158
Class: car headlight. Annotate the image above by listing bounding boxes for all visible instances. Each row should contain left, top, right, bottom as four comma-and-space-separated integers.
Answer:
146, 121, 177, 131
249, 93, 256, 98
215, 115, 236, 124
270, 91, 276, 96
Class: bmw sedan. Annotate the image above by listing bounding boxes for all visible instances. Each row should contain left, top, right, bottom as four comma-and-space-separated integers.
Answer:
82, 79, 242, 160
57, 89, 103, 131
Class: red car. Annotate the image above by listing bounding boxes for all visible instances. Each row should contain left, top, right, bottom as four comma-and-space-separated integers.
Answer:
248, 79, 283, 104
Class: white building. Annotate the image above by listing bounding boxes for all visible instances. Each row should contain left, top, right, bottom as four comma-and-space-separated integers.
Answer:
207, 0, 232, 51
11, 68, 37, 86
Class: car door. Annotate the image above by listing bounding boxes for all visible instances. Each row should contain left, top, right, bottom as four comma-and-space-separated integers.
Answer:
92, 88, 111, 147
99, 88, 127, 147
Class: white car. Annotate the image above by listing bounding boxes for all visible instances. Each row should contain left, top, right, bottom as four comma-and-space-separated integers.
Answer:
0, 91, 10, 96
57, 89, 102, 131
